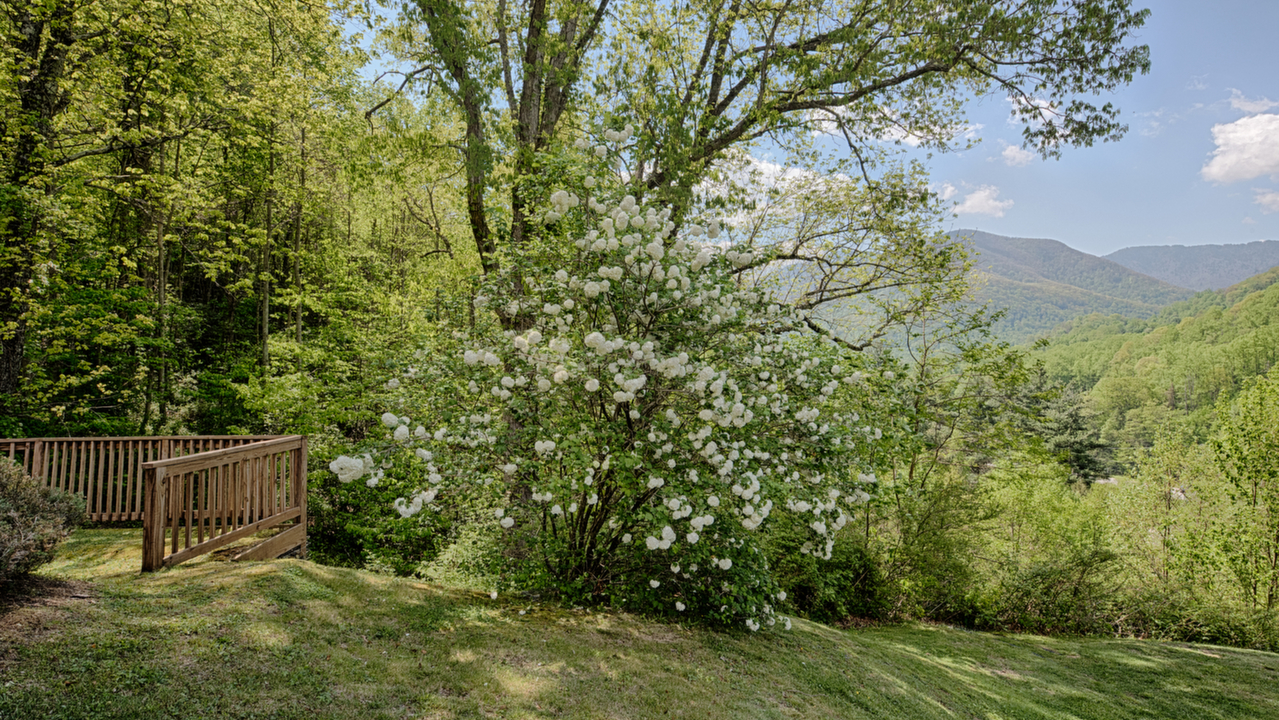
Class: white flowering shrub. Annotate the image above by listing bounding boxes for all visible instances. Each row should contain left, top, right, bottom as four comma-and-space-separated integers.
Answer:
331, 123, 898, 630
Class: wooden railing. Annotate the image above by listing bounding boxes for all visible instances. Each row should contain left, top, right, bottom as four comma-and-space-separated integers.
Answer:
142, 435, 307, 571
0, 436, 281, 521
0, 434, 307, 571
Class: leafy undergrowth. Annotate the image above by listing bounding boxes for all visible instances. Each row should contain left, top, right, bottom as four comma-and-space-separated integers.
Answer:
3, 531, 1279, 719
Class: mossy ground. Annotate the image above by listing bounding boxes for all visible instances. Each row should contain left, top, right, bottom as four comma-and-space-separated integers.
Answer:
3, 529, 1278, 719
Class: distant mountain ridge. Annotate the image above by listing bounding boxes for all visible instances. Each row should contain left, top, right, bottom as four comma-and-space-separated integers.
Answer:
1104, 240, 1279, 291
949, 230, 1195, 343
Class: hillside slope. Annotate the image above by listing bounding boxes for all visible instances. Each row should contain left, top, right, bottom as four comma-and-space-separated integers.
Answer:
1035, 266, 1279, 446
951, 230, 1195, 343
3, 529, 1278, 720
1106, 240, 1279, 291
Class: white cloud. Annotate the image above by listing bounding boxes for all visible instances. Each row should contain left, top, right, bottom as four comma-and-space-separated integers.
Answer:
954, 186, 1013, 217
1187, 75, 1208, 91
1243, 216, 1258, 225
1000, 143, 1035, 167
1229, 89, 1279, 114
934, 182, 958, 201
1256, 189, 1279, 214
1201, 114, 1279, 184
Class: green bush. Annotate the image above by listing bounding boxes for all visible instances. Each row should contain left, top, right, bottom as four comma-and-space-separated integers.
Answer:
307, 459, 450, 576
0, 459, 85, 586
765, 515, 889, 623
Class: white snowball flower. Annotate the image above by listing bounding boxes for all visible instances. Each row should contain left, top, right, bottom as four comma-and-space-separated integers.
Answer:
329, 455, 366, 483
650, 580, 660, 588
490, 590, 498, 599
686, 532, 699, 544
676, 602, 686, 612
645, 536, 660, 550
386, 378, 401, 390
622, 533, 632, 543
718, 558, 733, 570
500, 517, 515, 529
381, 412, 400, 428
707, 495, 720, 507
586, 378, 600, 392
393, 425, 410, 442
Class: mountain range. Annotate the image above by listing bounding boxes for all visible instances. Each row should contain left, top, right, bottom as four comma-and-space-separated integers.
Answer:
951, 230, 1195, 343
1104, 240, 1279, 291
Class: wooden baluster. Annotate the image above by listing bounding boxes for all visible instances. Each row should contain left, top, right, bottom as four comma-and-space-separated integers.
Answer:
195, 466, 205, 545
184, 467, 192, 550
170, 469, 180, 555
271, 452, 279, 516
74, 441, 84, 497
108, 440, 116, 521
94, 440, 104, 521
120, 440, 130, 521
233, 459, 242, 532
64, 442, 73, 493
53, 442, 64, 493
255, 454, 263, 522
135, 440, 146, 519
85, 441, 96, 520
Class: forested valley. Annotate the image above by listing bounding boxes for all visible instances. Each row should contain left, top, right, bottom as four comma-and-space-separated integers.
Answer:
5, 0, 1279, 656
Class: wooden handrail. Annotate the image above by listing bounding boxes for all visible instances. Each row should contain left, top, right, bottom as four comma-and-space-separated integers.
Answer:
142, 436, 304, 474
1, 435, 283, 443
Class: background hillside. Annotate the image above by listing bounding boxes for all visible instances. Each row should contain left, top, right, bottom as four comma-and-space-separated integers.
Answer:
1034, 266, 1279, 448
1106, 240, 1279, 291
952, 230, 1195, 343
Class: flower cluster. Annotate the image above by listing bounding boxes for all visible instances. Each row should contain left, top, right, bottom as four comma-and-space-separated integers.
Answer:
331, 121, 895, 630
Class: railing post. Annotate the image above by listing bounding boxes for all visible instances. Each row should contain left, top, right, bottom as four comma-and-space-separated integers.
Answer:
293, 437, 308, 558
142, 466, 168, 571
32, 439, 45, 484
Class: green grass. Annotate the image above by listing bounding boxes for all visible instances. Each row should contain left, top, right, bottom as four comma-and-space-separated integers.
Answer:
4, 530, 1279, 719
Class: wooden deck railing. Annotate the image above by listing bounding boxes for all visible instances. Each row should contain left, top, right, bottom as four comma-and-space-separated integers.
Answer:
0, 434, 307, 571
0, 436, 281, 521
141, 435, 307, 571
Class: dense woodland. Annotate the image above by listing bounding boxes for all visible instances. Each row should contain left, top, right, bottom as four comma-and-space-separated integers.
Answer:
5, 0, 1279, 649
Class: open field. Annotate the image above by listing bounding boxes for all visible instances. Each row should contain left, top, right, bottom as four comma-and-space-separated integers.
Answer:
3, 529, 1278, 719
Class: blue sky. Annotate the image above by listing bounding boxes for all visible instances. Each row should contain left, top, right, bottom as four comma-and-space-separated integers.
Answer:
914, 0, 1279, 256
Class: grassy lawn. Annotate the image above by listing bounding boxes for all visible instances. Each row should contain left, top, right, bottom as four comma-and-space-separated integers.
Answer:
3, 529, 1279, 719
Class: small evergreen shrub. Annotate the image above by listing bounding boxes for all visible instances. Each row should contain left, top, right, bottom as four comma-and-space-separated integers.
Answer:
0, 459, 85, 586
